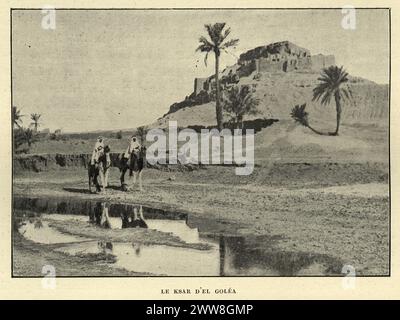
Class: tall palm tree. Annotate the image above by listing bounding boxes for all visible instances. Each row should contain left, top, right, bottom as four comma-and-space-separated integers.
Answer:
223, 85, 259, 128
196, 23, 239, 130
312, 65, 351, 136
12, 106, 23, 129
30, 113, 42, 132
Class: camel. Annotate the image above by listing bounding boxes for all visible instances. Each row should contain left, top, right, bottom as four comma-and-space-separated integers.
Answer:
88, 145, 111, 193
119, 146, 146, 191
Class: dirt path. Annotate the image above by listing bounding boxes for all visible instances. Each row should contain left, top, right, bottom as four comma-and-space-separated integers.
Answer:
13, 165, 389, 275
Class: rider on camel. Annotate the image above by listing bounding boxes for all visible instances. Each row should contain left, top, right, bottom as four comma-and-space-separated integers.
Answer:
91, 136, 104, 166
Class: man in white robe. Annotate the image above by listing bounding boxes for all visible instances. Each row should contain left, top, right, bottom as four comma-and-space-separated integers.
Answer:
91, 136, 104, 165
124, 136, 141, 159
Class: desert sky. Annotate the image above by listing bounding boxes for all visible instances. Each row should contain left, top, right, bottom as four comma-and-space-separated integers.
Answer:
12, 9, 389, 132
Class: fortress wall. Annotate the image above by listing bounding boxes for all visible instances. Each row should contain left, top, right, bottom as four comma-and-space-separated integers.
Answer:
238, 60, 257, 77
311, 54, 336, 72
194, 77, 209, 95
257, 58, 285, 73
255, 55, 312, 73
296, 56, 312, 70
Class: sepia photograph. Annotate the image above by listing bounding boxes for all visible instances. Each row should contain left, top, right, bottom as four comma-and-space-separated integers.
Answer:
11, 7, 390, 278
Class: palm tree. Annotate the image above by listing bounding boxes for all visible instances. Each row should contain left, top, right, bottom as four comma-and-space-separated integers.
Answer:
223, 85, 259, 128
196, 23, 239, 130
30, 113, 42, 132
13, 127, 26, 150
12, 106, 23, 129
136, 126, 147, 144
291, 103, 330, 136
312, 65, 351, 136
24, 128, 38, 147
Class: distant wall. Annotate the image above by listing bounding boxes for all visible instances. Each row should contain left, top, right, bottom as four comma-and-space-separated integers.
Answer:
241, 41, 313, 74
13, 153, 204, 173
311, 54, 336, 72
187, 118, 279, 134
237, 60, 257, 77
194, 77, 209, 95
255, 56, 312, 73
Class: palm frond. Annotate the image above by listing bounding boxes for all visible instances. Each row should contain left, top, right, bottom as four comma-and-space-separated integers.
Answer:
291, 103, 309, 126
223, 85, 259, 124
220, 27, 231, 42
341, 84, 353, 101
321, 90, 333, 106
221, 38, 239, 50
205, 23, 226, 45
30, 113, 41, 120
197, 23, 239, 68
313, 65, 351, 106
196, 36, 214, 52
196, 36, 215, 67
203, 51, 210, 67
12, 106, 24, 128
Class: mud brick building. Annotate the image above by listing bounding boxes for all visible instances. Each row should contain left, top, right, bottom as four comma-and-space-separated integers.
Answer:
193, 41, 335, 95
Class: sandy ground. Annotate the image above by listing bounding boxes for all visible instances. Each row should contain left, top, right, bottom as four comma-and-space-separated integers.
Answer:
14, 120, 390, 276
13, 163, 389, 276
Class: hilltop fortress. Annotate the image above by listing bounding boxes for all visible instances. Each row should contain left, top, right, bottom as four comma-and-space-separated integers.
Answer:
193, 41, 335, 95
168, 41, 337, 115
162, 40, 387, 127
239, 41, 334, 74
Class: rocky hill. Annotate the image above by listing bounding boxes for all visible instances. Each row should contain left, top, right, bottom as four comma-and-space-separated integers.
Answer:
154, 41, 388, 129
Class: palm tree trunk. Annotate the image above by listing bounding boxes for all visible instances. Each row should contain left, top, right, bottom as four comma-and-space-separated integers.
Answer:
306, 124, 331, 136
237, 115, 243, 129
215, 52, 223, 130
332, 94, 342, 136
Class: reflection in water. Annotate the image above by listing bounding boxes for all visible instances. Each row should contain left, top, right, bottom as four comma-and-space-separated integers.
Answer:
52, 233, 342, 276
89, 203, 149, 229
89, 202, 112, 228
98, 241, 113, 254
15, 198, 343, 276
146, 220, 200, 244
89, 203, 202, 244
18, 219, 88, 244
14, 196, 188, 220
121, 206, 148, 229
56, 241, 220, 276
220, 236, 342, 276
34, 219, 43, 229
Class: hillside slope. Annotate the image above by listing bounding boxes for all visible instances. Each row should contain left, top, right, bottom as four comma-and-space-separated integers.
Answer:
154, 70, 388, 129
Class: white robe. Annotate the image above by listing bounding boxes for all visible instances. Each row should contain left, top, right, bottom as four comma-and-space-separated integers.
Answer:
91, 141, 104, 165
124, 140, 141, 158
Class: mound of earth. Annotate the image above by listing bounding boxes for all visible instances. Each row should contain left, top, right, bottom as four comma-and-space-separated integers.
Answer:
153, 70, 388, 129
